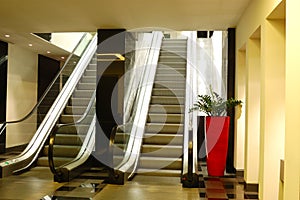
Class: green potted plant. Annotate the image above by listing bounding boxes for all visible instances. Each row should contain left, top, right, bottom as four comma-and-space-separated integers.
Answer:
191, 87, 242, 176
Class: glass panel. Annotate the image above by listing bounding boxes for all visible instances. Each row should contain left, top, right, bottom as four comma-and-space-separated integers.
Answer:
0, 33, 95, 153
50, 51, 97, 168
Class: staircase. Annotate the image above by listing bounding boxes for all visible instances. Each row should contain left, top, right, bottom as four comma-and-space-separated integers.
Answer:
137, 38, 187, 177
37, 59, 96, 167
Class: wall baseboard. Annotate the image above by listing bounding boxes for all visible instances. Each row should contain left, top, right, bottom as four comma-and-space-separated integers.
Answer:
244, 183, 259, 192
236, 170, 244, 177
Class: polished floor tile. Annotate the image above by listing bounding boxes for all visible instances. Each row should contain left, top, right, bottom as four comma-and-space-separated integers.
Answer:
93, 175, 200, 200
0, 159, 259, 200
198, 162, 259, 200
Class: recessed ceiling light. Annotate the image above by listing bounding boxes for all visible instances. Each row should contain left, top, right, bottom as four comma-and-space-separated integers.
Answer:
28, 44, 33, 47
47, 51, 51, 54
4, 34, 10, 38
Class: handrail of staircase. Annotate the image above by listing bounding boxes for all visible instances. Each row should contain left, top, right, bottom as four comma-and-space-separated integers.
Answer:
108, 32, 154, 182
48, 90, 96, 180
182, 32, 199, 187
109, 31, 163, 183
0, 33, 89, 135
0, 34, 97, 177
0, 55, 8, 66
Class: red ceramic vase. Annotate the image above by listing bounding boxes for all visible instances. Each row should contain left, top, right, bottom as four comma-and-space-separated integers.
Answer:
205, 116, 230, 176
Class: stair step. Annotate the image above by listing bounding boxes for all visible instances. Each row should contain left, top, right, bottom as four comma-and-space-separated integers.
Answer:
162, 39, 187, 43
60, 114, 93, 124
161, 46, 186, 52
112, 144, 126, 156
141, 144, 182, 157
147, 113, 183, 123
43, 145, 81, 157
155, 74, 185, 81
143, 133, 183, 145
64, 106, 88, 115
56, 125, 90, 134
54, 134, 85, 145
37, 156, 74, 167
88, 63, 97, 70
139, 156, 182, 170
156, 67, 186, 76
160, 50, 187, 58
73, 90, 94, 98
80, 76, 96, 83
136, 168, 181, 177
145, 123, 183, 134
84, 70, 96, 76
114, 132, 130, 143
149, 105, 184, 114
158, 56, 186, 63
158, 62, 186, 69
154, 81, 185, 89
151, 96, 184, 105
77, 83, 96, 90
69, 97, 91, 106
152, 88, 185, 97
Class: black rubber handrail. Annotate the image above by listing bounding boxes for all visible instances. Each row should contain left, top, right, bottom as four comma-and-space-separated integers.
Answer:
48, 90, 96, 179
0, 33, 89, 136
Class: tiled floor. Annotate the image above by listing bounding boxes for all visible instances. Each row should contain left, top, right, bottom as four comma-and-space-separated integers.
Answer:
0, 159, 259, 199
198, 162, 259, 200
42, 167, 109, 199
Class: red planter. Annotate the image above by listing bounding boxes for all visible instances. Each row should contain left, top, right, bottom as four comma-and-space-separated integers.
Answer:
205, 116, 230, 176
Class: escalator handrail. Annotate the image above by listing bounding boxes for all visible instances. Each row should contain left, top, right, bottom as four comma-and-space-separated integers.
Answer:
110, 33, 155, 172
0, 55, 8, 66
50, 115, 97, 182
182, 33, 199, 179
0, 33, 89, 134
16, 35, 97, 172
0, 34, 97, 176
114, 32, 163, 178
48, 90, 96, 176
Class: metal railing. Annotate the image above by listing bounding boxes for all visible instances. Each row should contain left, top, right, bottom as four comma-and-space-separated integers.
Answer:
0, 33, 89, 133
109, 31, 163, 183
0, 33, 97, 177
182, 32, 199, 187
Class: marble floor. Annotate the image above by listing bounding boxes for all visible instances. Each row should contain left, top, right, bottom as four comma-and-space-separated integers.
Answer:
198, 162, 259, 200
0, 162, 259, 200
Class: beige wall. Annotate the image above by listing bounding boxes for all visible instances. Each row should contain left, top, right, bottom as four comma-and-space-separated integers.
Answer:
235, 0, 292, 199
234, 50, 246, 171
244, 37, 261, 184
6, 44, 38, 148
284, 0, 300, 199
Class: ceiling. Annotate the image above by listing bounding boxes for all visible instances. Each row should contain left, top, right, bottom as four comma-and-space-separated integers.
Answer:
0, 0, 251, 59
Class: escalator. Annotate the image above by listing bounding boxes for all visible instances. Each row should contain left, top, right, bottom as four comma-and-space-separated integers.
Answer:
0, 33, 98, 180
136, 38, 187, 176
1, 31, 200, 188
111, 32, 200, 188
37, 60, 96, 168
